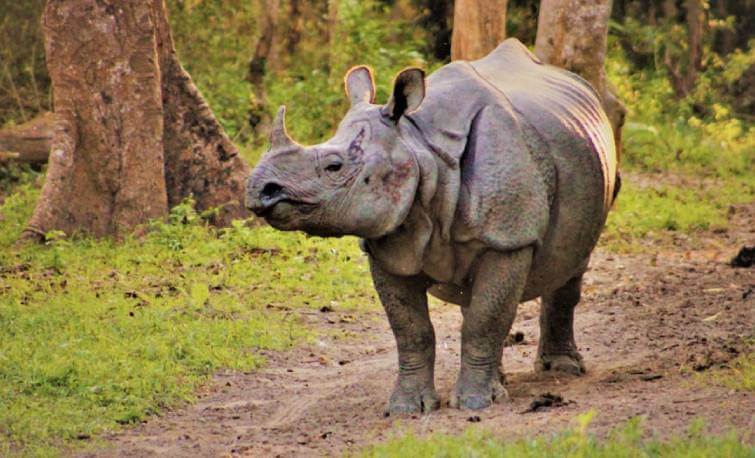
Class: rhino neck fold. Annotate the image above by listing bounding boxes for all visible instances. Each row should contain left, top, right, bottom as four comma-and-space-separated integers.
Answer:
364, 118, 463, 283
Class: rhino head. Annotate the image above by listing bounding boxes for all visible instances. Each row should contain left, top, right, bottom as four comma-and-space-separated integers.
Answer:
246, 67, 428, 239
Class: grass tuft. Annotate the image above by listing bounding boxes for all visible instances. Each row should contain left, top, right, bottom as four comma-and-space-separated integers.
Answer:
601, 176, 754, 252
709, 352, 755, 393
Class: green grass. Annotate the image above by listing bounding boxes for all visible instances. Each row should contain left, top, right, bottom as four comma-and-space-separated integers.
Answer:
600, 175, 754, 252
0, 187, 375, 456
708, 352, 755, 393
361, 412, 753, 457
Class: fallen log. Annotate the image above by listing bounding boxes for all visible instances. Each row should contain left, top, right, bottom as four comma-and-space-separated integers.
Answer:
0, 112, 53, 165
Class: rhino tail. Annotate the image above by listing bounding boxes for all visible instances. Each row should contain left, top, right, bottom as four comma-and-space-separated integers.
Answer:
612, 169, 622, 204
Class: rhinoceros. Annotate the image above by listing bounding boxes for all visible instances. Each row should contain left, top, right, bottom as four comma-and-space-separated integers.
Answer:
246, 38, 619, 413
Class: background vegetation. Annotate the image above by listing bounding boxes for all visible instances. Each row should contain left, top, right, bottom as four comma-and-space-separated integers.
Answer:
0, 0, 752, 456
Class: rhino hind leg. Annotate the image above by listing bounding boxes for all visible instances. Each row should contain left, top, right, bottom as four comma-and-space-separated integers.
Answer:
450, 248, 532, 410
369, 257, 440, 415
535, 273, 586, 375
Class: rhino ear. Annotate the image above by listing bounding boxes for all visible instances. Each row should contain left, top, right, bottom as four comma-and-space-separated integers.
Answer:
344, 66, 376, 105
383, 68, 425, 122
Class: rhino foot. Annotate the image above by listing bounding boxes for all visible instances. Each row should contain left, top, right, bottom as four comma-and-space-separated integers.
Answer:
449, 370, 508, 410
535, 352, 585, 375
385, 385, 440, 416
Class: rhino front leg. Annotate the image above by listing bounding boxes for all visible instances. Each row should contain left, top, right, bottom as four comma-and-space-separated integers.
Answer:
369, 257, 440, 415
450, 248, 532, 410
536, 274, 586, 375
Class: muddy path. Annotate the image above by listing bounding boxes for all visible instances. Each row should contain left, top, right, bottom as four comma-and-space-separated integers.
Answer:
89, 206, 754, 457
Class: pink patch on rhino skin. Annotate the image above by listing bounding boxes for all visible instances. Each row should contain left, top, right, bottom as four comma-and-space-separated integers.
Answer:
383, 159, 414, 204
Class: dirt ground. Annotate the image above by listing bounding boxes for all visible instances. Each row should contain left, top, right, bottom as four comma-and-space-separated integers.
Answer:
87, 203, 754, 457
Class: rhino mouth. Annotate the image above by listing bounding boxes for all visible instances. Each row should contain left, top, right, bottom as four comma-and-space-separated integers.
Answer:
253, 197, 318, 226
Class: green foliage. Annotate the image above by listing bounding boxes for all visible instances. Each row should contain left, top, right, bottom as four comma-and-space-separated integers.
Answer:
167, 0, 258, 142
607, 39, 754, 178
0, 0, 49, 127
601, 176, 754, 251
167, 0, 436, 158
361, 412, 753, 457
0, 195, 375, 456
0, 169, 41, 248
602, 34, 754, 250
266, 0, 434, 147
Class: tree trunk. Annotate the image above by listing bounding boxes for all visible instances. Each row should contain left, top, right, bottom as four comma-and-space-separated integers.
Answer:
248, 0, 280, 87
451, 0, 508, 61
0, 112, 52, 165
535, 0, 626, 159
248, 0, 280, 139
662, 0, 705, 99
284, 0, 302, 57
23, 0, 250, 240
712, 0, 736, 56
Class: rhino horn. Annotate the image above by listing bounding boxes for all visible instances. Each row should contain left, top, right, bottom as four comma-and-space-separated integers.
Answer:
270, 105, 295, 149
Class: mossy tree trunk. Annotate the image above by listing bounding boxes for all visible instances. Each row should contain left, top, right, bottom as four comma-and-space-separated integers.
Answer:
451, 0, 508, 61
535, 0, 627, 158
23, 0, 250, 240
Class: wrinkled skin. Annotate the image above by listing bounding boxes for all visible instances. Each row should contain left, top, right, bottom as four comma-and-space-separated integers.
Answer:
246, 39, 619, 413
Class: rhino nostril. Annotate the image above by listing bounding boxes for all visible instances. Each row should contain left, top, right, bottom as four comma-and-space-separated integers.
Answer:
260, 182, 284, 199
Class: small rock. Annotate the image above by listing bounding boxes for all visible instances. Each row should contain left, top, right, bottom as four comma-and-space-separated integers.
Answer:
731, 246, 754, 268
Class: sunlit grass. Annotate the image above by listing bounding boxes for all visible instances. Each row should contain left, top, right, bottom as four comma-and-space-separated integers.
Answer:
361, 412, 753, 457
707, 352, 755, 393
601, 175, 754, 252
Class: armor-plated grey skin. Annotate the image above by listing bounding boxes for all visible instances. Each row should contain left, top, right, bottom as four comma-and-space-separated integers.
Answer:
246, 39, 619, 413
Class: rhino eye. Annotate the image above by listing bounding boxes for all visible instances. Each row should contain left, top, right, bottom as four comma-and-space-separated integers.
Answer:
325, 162, 343, 173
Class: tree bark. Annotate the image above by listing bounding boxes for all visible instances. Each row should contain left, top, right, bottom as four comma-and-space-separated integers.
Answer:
284, 0, 302, 57
451, 0, 508, 61
662, 0, 705, 99
535, 0, 626, 159
248, 0, 280, 140
23, 0, 250, 240
0, 112, 52, 165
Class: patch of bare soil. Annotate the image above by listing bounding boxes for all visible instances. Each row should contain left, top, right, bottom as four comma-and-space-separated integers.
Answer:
86, 203, 754, 457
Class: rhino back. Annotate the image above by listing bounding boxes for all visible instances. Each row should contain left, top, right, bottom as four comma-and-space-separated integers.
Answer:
467, 39, 617, 296
470, 39, 618, 214
409, 39, 616, 298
